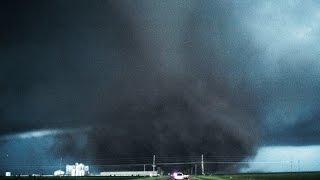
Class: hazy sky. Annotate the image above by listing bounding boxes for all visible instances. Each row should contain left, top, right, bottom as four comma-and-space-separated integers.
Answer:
1, 0, 320, 173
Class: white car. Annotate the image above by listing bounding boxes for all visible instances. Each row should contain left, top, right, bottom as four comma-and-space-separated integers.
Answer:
173, 172, 184, 180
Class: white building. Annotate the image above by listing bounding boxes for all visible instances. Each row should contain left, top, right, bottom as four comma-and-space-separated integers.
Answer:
66, 163, 89, 176
100, 171, 158, 177
54, 170, 65, 176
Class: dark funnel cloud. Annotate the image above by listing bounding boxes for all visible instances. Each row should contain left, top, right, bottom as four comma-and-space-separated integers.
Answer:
1, 0, 319, 173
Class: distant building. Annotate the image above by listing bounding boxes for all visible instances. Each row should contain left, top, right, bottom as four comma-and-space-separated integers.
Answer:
54, 170, 65, 176
5, 172, 11, 176
66, 163, 89, 176
100, 171, 158, 177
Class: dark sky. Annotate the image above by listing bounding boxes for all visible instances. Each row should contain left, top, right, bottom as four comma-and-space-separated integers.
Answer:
1, 0, 320, 174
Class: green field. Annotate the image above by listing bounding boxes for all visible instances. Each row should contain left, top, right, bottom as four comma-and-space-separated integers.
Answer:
0, 177, 169, 180
1, 173, 320, 180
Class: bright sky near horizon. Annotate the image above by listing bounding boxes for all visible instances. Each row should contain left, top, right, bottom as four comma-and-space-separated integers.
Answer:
242, 146, 320, 172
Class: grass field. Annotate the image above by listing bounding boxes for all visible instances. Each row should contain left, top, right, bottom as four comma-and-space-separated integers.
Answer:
1, 172, 320, 180
0, 176, 169, 180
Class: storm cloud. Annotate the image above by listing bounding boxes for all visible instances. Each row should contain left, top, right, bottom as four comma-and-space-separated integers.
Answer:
1, 0, 320, 173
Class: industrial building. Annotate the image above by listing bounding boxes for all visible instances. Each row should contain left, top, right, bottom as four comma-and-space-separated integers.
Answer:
66, 163, 89, 176
100, 171, 158, 177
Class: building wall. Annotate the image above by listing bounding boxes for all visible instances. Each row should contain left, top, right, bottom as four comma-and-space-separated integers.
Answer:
100, 171, 158, 177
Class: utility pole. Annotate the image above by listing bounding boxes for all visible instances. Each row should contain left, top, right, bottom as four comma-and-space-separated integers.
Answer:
201, 154, 204, 175
144, 164, 146, 172
152, 155, 156, 172
59, 157, 62, 177
195, 164, 197, 176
